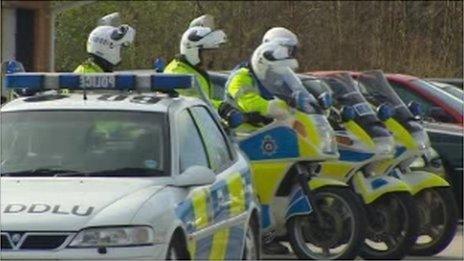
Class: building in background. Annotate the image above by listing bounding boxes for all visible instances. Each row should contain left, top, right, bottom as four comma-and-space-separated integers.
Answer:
1, 1, 93, 101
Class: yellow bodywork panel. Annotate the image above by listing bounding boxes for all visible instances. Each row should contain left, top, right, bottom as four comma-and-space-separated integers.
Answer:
227, 172, 246, 216
251, 162, 290, 204
209, 228, 230, 260
399, 171, 450, 195
319, 161, 353, 181
384, 118, 416, 149
352, 173, 411, 204
295, 112, 320, 157
191, 188, 209, 229
344, 120, 375, 149
308, 177, 348, 190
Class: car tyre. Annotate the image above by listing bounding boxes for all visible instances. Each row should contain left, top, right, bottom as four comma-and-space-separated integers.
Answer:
166, 230, 190, 260
242, 215, 260, 260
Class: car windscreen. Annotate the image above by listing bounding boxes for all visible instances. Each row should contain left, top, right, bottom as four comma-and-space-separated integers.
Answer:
1, 110, 167, 177
413, 79, 464, 116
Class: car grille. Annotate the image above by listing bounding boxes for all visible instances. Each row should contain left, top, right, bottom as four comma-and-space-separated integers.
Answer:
1, 232, 73, 250
1, 234, 12, 249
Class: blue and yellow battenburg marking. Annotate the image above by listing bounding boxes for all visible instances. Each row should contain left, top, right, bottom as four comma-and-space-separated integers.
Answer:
175, 171, 252, 260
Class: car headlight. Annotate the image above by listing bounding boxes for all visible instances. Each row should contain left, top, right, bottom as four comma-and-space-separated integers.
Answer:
412, 130, 431, 151
373, 136, 395, 155
69, 226, 154, 247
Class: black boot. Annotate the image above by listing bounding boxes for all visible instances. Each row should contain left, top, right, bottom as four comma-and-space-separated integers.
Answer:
262, 240, 290, 255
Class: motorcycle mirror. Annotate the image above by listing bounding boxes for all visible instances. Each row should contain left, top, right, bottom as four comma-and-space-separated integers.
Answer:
153, 58, 166, 72
317, 92, 333, 110
377, 103, 395, 121
340, 106, 356, 122
408, 101, 422, 118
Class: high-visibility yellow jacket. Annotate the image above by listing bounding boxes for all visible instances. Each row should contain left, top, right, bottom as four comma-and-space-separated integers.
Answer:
73, 59, 104, 73
164, 56, 222, 109
226, 66, 290, 131
226, 67, 273, 116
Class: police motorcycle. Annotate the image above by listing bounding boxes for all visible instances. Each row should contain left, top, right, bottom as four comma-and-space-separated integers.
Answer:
218, 69, 367, 260
355, 70, 458, 257
304, 72, 419, 260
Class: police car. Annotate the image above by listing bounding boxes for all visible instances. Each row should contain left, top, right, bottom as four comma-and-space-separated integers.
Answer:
0, 73, 261, 260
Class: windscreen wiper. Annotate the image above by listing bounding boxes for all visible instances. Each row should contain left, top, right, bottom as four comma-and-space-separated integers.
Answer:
83, 167, 161, 177
1, 168, 80, 177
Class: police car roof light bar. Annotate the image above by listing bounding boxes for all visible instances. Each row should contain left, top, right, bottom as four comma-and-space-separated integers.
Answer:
5, 73, 193, 94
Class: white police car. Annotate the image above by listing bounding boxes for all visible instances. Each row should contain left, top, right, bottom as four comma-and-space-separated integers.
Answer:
0, 73, 261, 260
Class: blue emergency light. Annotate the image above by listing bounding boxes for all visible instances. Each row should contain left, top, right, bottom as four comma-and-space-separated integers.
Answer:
5, 72, 193, 92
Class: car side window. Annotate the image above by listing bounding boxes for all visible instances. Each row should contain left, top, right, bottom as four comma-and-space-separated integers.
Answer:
177, 109, 209, 173
389, 81, 435, 118
190, 106, 233, 173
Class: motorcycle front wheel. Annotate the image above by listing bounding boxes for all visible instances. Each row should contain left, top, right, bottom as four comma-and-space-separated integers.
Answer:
411, 187, 458, 256
287, 187, 366, 260
360, 192, 419, 260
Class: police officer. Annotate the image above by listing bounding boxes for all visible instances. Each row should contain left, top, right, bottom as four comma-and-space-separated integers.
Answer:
225, 41, 307, 255
262, 27, 299, 58
74, 22, 135, 73
164, 14, 227, 109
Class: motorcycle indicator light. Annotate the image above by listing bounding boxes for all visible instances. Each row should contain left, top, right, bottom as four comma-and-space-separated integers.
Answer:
336, 135, 354, 146
293, 120, 308, 137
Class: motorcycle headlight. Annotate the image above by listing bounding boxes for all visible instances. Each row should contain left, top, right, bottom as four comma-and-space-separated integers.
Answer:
373, 136, 395, 155
412, 130, 431, 151
69, 226, 154, 247
312, 115, 337, 154
410, 156, 426, 168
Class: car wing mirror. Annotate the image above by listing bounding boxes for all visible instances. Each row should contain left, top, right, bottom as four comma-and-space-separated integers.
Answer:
174, 166, 216, 187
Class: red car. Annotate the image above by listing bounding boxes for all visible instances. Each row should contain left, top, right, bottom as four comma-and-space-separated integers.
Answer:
385, 74, 463, 125
310, 71, 463, 125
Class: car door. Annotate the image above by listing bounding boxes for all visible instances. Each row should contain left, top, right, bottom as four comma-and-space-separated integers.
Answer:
174, 109, 215, 260
189, 105, 249, 260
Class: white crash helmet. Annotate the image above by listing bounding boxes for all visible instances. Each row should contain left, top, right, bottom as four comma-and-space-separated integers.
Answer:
251, 41, 299, 82
180, 26, 227, 66
189, 14, 215, 29
262, 27, 299, 59
86, 24, 135, 66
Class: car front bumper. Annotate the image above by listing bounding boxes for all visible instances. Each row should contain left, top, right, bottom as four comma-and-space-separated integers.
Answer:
0, 244, 168, 260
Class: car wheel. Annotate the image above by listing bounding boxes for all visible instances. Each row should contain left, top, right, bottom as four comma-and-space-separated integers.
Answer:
166, 230, 189, 260
242, 215, 260, 260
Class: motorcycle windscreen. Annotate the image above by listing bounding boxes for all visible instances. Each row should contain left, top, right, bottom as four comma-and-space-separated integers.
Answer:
323, 72, 391, 138
261, 67, 322, 114
356, 70, 422, 133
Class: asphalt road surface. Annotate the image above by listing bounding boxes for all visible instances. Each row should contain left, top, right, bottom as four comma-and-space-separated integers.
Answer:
263, 225, 463, 260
